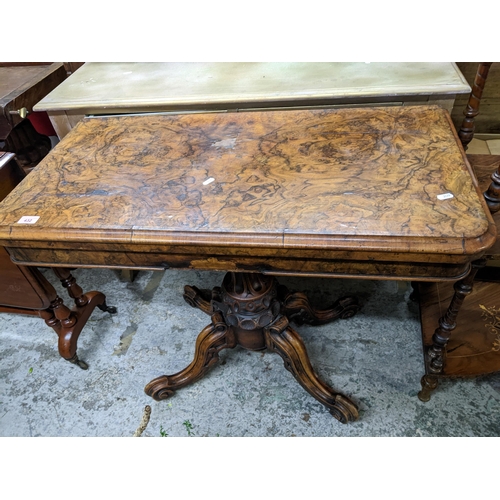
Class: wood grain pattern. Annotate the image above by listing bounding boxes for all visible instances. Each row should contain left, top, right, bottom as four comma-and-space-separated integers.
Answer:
0, 106, 495, 279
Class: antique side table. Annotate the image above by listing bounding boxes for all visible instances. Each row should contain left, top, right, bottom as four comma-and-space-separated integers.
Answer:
0, 63, 68, 171
0, 105, 495, 423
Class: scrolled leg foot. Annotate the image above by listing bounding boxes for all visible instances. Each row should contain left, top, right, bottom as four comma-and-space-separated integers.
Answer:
329, 395, 360, 423
145, 312, 236, 401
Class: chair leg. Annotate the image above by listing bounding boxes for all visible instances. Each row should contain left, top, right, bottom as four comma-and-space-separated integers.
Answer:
418, 259, 486, 401
457, 62, 492, 150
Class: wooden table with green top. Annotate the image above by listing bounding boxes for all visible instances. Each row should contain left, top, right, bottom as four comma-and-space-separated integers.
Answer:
34, 62, 471, 139
0, 105, 494, 423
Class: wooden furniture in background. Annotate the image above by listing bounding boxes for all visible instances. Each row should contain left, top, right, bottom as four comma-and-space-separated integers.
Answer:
33, 62, 471, 139
0, 63, 68, 172
0, 106, 494, 422
417, 63, 500, 401
457, 62, 500, 218
452, 62, 500, 135
0, 151, 116, 368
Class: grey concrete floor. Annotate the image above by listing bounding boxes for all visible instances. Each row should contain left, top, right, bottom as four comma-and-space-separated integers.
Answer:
1, 267, 499, 437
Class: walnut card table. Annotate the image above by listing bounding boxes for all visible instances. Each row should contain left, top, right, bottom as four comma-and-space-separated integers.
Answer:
0, 105, 495, 423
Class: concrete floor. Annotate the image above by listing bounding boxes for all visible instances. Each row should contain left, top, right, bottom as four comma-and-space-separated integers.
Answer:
1, 267, 499, 437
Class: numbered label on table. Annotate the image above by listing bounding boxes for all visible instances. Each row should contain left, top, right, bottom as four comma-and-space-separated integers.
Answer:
17, 216, 40, 224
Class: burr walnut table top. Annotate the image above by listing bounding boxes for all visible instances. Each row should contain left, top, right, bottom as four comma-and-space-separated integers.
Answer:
0, 105, 495, 280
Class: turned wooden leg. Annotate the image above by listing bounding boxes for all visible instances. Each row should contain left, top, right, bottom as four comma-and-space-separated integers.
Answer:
144, 311, 237, 400
458, 62, 492, 150
419, 259, 486, 401
53, 267, 117, 313
53, 268, 88, 307
264, 315, 358, 423
278, 285, 360, 326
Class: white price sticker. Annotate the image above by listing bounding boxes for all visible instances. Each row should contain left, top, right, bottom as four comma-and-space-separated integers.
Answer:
437, 193, 454, 200
17, 216, 40, 224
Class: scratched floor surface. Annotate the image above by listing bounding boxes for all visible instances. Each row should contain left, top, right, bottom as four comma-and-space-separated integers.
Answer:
1, 267, 499, 437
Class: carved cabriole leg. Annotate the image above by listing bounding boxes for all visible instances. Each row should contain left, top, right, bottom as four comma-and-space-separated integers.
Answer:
418, 259, 487, 402
264, 315, 358, 423
458, 62, 492, 150
144, 312, 237, 400
53, 267, 88, 307
483, 166, 500, 213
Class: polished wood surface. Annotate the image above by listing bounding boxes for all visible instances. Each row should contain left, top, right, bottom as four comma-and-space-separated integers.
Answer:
0, 106, 495, 281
